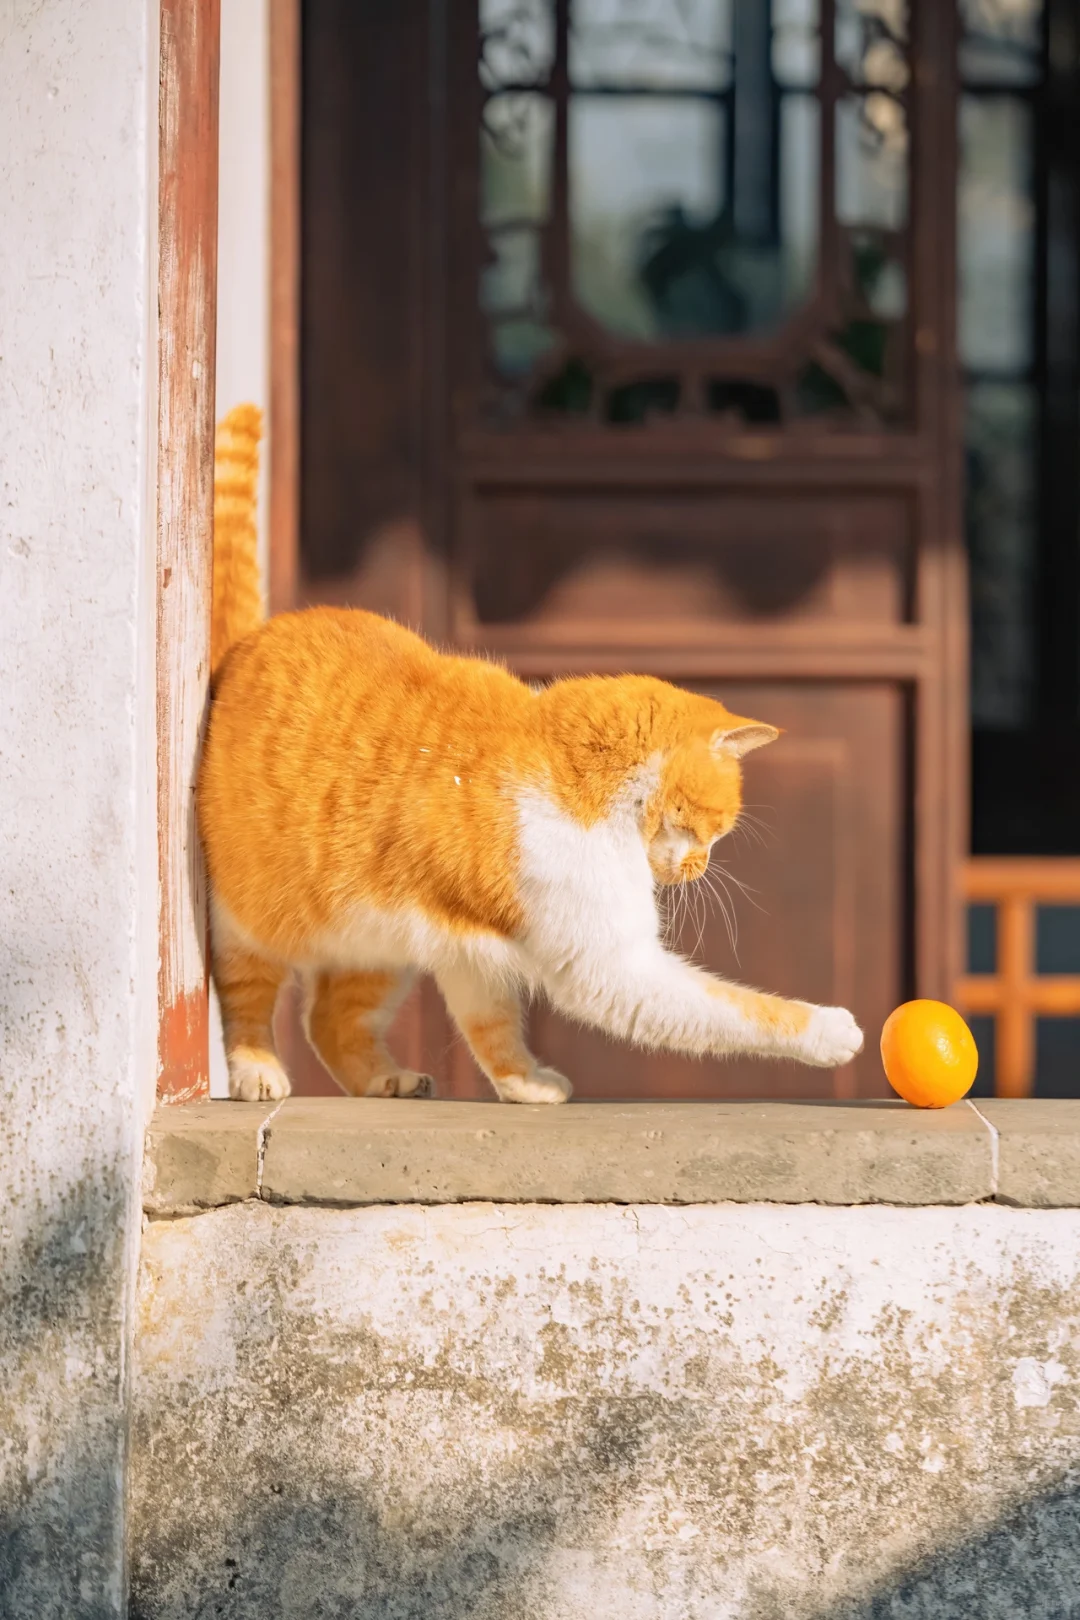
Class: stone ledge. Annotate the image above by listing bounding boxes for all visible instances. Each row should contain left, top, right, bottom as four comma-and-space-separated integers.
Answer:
135, 1096, 1080, 1212
979, 1098, 1080, 1207
142, 1101, 277, 1214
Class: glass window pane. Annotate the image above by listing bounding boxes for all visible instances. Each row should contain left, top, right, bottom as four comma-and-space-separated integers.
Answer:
958, 95, 1035, 373
570, 0, 733, 90
836, 0, 909, 83
836, 94, 909, 231
967, 903, 998, 973
481, 228, 543, 316
1036, 907, 1080, 975
778, 95, 821, 310
481, 0, 556, 88
570, 90, 820, 339
967, 1014, 996, 1097
1035, 1019, 1080, 1098
491, 317, 557, 378
959, 0, 1041, 87
863, 245, 906, 319
773, 0, 821, 88
570, 95, 726, 339
966, 381, 1036, 727
482, 94, 554, 226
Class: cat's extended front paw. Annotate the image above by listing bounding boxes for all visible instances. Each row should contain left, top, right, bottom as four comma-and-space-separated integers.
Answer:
493, 1066, 573, 1105
796, 1005, 864, 1068
228, 1048, 292, 1101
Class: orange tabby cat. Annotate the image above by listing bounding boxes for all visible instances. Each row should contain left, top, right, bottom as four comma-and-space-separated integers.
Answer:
199, 407, 864, 1102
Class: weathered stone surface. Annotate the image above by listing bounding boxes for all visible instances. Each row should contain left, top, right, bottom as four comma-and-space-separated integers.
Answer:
142, 1102, 272, 1213
982, 1099, 1080, 1207
252, 1098, 994, 1206
131, 1201, 1080, 1619
0, 0, 157, 1612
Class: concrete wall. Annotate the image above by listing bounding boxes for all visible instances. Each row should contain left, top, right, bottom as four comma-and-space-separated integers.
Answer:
0, 2, 158, 1614
132, 1200, 1080, 1619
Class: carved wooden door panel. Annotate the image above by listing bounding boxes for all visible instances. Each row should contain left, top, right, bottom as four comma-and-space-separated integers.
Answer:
299, 0, 964, 1100
531, 683, 902, 1099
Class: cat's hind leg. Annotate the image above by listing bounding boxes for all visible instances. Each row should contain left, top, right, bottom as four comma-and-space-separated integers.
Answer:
213, 939, 291, 1101
437, 966, 571, 1104
304, 968, 434, 1098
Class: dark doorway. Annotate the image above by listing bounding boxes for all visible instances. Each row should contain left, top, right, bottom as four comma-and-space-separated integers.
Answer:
297, 0, 965, 1099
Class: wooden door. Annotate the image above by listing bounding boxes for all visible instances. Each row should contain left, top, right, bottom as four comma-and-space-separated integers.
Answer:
297, 0, 964, 1100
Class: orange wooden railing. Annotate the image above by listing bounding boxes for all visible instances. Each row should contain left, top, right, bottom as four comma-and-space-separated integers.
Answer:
957, 859, 1080, 1098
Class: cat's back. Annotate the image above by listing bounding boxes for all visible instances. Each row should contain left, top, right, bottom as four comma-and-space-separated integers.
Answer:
199, 606, 539, 947
202, 608, 417, 825
208, 605, 529, 752
215, 605, 432, 705
201, 604, 538, 824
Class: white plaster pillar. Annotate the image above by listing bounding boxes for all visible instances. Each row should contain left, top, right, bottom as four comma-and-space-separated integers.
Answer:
0, 1, 159, 1612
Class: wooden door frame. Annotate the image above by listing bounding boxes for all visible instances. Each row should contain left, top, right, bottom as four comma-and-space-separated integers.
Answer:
269, 0, 301, 615
157, 0, 302, 1103
156, 0, 220, 1102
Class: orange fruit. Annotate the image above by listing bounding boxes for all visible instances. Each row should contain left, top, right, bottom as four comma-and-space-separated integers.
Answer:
880, 1000, 979, 1108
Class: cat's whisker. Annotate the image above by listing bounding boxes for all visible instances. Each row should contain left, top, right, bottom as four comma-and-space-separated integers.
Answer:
703, 867, 744, 961
657, 881, 681, 950
702, 874, 725, 939
677, 879, 693, 953
736, 807, 778, 846
681, 883, 698, 959
686, 877, 707, 962
711, 861, 765, 913
658, 884, 679, 949
714, 865, 758, 958
731, 818, 766, 851
715, 891, 738, 958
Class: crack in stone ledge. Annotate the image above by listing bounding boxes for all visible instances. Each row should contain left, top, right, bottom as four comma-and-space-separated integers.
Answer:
256, 1099, 287, 1200
966, 1099, 1000, 1196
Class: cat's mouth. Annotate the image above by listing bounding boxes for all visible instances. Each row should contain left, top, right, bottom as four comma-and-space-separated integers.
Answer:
649, 853, 709, 886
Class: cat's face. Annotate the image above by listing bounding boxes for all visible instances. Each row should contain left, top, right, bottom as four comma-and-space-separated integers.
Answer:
646, 724, 778, 886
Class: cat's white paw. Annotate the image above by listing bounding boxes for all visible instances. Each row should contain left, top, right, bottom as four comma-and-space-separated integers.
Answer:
494, 1066, 573, 1105
796, 1005, 864, 1068
228, 1050, 291, 1101
363, 1069, 436, 1099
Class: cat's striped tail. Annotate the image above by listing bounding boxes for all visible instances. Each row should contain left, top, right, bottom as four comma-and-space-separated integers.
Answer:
211, 403, 264, 680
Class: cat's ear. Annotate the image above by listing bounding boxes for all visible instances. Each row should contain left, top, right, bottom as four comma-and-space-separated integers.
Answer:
710, 723, 781, 758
